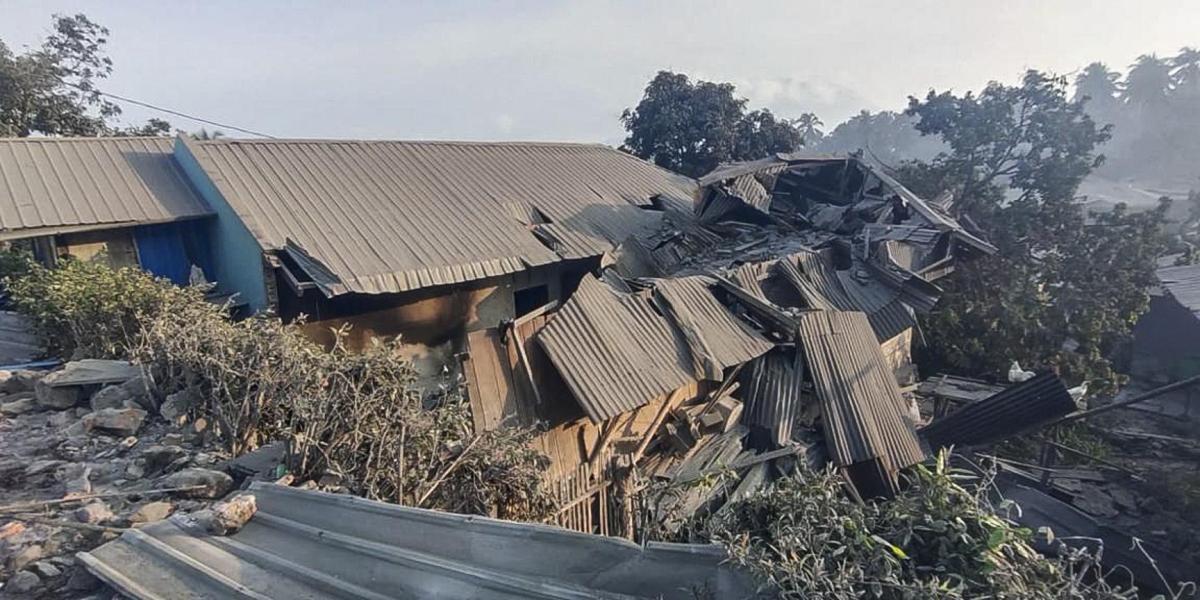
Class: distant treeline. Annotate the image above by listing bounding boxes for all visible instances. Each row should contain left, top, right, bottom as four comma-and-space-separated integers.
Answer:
814, 48, 1200, 188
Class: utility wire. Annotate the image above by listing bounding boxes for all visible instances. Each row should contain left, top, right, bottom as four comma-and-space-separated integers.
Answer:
91, 88, 277, 139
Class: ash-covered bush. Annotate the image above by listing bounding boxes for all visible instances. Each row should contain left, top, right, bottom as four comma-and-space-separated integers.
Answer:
668, 454, 1154, 599
5, 256, 190, 359
6, 258, 556, 521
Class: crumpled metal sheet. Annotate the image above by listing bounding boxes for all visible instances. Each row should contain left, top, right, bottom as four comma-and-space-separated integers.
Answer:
79, 482, 758, 600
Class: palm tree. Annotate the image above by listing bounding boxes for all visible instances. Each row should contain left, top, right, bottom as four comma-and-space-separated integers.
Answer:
190, 128, 225, 140
1171, 47, 1200, 99
1122, 54, 1172, 109
795, 112, 824, 146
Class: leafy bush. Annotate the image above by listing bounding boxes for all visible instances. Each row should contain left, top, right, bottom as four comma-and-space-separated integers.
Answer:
666, 454, 1150, 599
6, 259, 556, 521
5, 257, 187, 359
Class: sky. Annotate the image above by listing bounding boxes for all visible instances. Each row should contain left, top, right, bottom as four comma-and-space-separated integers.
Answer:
2, 1, 1198, 145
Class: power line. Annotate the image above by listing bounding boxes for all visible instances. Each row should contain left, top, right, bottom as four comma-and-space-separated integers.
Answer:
92, 89, 278, 139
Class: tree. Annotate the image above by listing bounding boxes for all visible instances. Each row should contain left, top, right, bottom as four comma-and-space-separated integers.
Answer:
816, 110, 945, 166
1073, 62, 1122, 126
621, 71, 802, 177
795, 112, 824, 145
904, 71, 1168, 390
1170, 47, 1200, 99
0, 13, 167, 137
1122, 54, 1173, 110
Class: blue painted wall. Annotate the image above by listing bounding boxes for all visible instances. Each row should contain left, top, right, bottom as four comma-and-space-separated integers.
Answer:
172, 138, 268, 311
133, 220, 214, 286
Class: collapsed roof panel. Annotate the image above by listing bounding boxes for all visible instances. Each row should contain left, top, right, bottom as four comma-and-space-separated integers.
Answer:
651, 276, 775, 379
919, 372, 1076, 449
795, 311, 926, 475
80, 482, 755, 599
184, 138, 698, 295
537, 276, 695, 422
739, 347, 806, 448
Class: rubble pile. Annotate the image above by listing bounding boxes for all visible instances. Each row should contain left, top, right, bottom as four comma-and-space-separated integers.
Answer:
0, 359, 252, 599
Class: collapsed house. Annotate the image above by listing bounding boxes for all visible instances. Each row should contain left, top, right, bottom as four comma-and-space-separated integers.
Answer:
1131, 263, 1200, 387
460, 152, 1000, 532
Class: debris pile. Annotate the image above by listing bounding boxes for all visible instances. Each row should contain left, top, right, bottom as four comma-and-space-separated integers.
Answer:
0, 359, 270, 599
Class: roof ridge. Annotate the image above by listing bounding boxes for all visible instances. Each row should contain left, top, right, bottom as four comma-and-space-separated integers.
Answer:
194, 138, 613, 148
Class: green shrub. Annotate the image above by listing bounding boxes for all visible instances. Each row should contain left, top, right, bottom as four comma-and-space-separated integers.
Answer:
666, 454, 1147, 599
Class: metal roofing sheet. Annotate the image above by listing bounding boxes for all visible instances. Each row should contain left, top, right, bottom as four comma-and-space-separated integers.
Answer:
919, 372, 1075, 449
187, 138, 698, 295
739, 348, 805, 448
795, 310, 926, 471
0, 137, 212, 240
1157, 263, 1200, 319
537, 276, 695, 422
651, 276, 774, 378
79, 482, 754, 600
774, 250, 917, 341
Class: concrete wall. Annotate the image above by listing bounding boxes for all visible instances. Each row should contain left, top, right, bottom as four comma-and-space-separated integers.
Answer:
172, 137, 269, 312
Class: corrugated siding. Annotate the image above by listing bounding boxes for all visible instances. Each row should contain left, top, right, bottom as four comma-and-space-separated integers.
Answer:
651, 276, 774, 376
1158, 263, 1200, 319
189, 139, 697, 295
0, 138, 211, 238
795, 310, 926, 471
740, 348, 805, 447
919, 372, 1075, 449
537, 276, 694, 422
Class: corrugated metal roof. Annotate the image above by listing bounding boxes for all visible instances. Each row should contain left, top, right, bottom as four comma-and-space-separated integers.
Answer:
774, 250, 917, 341
186, 138, 697, 295
861, 223, 942, 246
0, 137, 212, 240
795, 310, 926, 472
651, 276, 774, 378
537, 276, 695, 421
919, 372, 1075, 449
1157, 263, 1200, 319
739, 348, 805, 448
79, 482, 754, 600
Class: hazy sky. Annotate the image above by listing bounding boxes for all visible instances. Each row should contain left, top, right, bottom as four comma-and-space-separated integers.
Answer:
2, 1, 1197, 144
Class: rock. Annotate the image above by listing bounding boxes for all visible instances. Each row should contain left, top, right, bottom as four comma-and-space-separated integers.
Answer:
142, 445, 188, 473
0, 392, 39, 416
6, 543, 43, 572
81, 407, 147, 437
0, 522, 25, 540
61, 464, 93, 496
4, 570, 41, 596
65, 568, 100, 592
74, 501, 114, 524
130, 500, 174, 523
89, 384, 134, 411
159, 389, 197, 425
119, 374, 154, 410
125, 462, 146, 479
162, 468, 233, 498
30, 560, 61, 579
46, 410, 73, 429
1, 369, 43, 394
35, 378, 80, 409
204, 494, 257, 535
42, 360, 139, 388
24, 459, 64, 477
119, 436, 139, 450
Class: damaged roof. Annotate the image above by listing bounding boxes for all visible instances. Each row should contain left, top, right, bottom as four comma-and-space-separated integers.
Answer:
183, 138, 697, 295
919, 372, 1075, 449
0, 138, 212, 241
537, 275, 773, 422
795, 310, 926, 474
1157, 263, 1200, 320
79, 482, 754, 599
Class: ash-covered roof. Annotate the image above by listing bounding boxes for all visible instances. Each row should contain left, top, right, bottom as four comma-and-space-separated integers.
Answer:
184, 138, 698, 296
0, 137, 212, 241
1157, 263, 1200, 320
